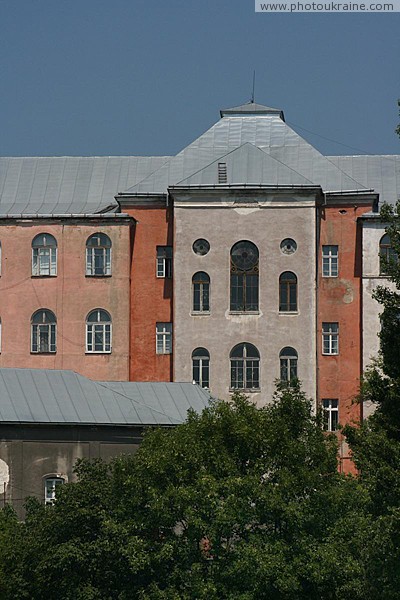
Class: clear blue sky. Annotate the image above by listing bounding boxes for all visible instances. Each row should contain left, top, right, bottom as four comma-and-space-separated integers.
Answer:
0, 0, 399, 157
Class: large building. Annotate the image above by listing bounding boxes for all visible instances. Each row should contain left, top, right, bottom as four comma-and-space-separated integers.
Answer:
0, 101, 399, 470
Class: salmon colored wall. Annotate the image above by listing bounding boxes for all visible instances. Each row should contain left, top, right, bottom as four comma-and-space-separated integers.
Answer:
318, 204, 372, 474
0, 220, 131, 381
125, 205, 173, 381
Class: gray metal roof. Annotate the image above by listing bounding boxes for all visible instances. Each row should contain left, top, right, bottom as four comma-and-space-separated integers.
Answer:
220, 102, 285, 119
0, 368, 210, 426
122, 115, 368, 196
326, 155, 400, 206
174, 143, 315, 188
0, 156, 170, 216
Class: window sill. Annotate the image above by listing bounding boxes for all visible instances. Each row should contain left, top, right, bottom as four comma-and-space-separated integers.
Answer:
31, 275, 57, 278
31, 352, 57, 355
156, 352, 172, 356
229, 388, 260, 393
322, 352, 339, 356
321, 275, 338, 278
191, 311, 210, 316
278, 311, 298, 315
228, 311, 260, 315
85, 351, 112, 355
85, 274, 112, 278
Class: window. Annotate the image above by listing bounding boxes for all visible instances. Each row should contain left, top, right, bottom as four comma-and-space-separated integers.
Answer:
322, 399, 339, 432
380, 234, 398, 275
230, 343, 260, 390
0, 241, 2, 275
279, 271, 297, 312
280, 347, 298, 382
31, 310, 56, 353
192, 347, 210, 388
322, 245, 338, 277
192, 272, 210, 312
280, 238, 297, 255
230, 241, 259, 312
44, 477, 64, 505
86, 309, 112, 353
86, 233, 111, 276
32, 234, 57, 276
322, 322, 339, 355
156, 322, 172, 354
157, 246, 172, 278
192, 239, 210, 256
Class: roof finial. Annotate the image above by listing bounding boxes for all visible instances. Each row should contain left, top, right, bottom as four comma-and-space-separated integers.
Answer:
251, 70, 256, 104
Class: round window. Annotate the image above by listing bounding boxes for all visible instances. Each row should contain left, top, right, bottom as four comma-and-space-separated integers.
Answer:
280, 238, 297, 255
193, 239, 210, 256
231, 241, 259, 271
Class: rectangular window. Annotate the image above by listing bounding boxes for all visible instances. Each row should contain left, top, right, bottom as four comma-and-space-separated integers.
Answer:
322, 399, 339, 431
156, 247, 172, 278
44, 477, 64, 505
156, 322, 172, 354
322, 245, 339, 277
322, 322, 339, 355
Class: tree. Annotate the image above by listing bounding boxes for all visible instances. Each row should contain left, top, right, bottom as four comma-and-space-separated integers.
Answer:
0, 387, 368, 599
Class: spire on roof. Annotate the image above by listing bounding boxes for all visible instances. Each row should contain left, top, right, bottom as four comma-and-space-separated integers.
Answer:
220, 101, 285, 121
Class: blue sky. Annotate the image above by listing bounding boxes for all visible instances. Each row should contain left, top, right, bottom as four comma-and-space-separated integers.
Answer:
0, 0, 399, 157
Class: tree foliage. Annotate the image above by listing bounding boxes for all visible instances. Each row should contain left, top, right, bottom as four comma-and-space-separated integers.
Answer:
0, 387, 369, 599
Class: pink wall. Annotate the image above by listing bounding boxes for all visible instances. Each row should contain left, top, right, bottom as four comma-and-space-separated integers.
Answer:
0, 219, 132, 381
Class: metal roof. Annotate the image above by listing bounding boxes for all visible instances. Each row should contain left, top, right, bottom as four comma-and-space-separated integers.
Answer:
122, 115, 368, 196
0, 156, 170, 216
220, 101, 285, 119
326, 155, 400, 206
0, 368, 210, 426
174, 142, 315, 188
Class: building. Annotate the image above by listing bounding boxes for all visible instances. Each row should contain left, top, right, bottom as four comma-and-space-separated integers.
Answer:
1, 102, 400, 458
0, 367, 210, 518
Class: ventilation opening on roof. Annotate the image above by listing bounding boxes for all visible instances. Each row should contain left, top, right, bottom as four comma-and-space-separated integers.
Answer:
218, 163, 227, 184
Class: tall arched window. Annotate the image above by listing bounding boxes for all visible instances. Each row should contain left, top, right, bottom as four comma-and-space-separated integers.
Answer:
192, 272, 210, 313
230, 241, 259, 312
32, 234, 57, 276
192, 348, 210, 388
230, 343, 260, 390
31, 309, 56, 353
86, 309, 112, 353
279, 347, 298, 382
279, 271, 297, 312
380, 234, 398, 275
86, 233, 112, 276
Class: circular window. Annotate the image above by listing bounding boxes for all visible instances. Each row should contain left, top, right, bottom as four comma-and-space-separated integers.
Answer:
231, 241, 259, 271
280, 238, 297, 255
193, 239, 210, 256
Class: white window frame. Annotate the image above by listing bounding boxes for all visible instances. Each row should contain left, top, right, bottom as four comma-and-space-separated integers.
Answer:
44, 477, 64, 505
32, 235, 57, 277
322, 245, 339, 277
322, 322, 339, 355
156, 322, 172, 354
31, 310, 57, 353
322, 399, 339, 431
86, 310, 112, 354
86, 234, 112, 276
192, 348, 210, 388
156, 247, 172, 278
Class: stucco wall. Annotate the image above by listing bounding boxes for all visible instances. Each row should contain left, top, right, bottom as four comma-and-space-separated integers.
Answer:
0, 220, 131, 380
173, 195, 317, 405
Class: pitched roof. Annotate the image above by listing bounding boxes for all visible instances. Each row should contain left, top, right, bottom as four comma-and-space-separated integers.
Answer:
122, 115, 368, 196
0, 368, 210, 426
220, 101, 285, 119
0, 156, 170, 216
174, 143, 316, 188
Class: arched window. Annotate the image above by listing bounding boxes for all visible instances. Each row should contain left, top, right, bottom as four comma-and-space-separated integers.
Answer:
279, 347, 298, 382
192, 272, 210, 313
31, 309, 56, 353
86, 309, 112, 353
192, 348, 210, 388
380, 234, 398, 275
230, 343, 260, 390
279, 271, 297, 312
44, 476, 64, 505
32, 233, 57, 276
230, 241, 259, 312
86, 233, 112, 276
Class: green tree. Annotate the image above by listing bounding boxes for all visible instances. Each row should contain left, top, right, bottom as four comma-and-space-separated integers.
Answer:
0, 387, 369, 599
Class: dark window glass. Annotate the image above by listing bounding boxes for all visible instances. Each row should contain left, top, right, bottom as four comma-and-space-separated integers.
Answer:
230, 343, 260, 390
279, 271, 297, 312
192, 347, 210, 388
230, 241, 259, 312
192, 272, 210, 312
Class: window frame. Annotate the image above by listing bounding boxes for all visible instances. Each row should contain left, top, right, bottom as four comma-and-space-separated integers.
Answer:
32, 234, 57, 277
44, 476, 64, 505
192, 272, 210, 313
86, 309, 112, 354
192, 347, 210, 388
156, 322, 172, 355
380, 234, 398, 275
322, 399, 339, 432
322, 322, 339, 355
31, 309, 57, 354
86, 233, 112, 277
279, 271, 298, 312
322, 245, 339, 278
156, 246, 172, 279
230, 241, 259, 313
230, 343, 260, 391
279, 347, 298, 382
